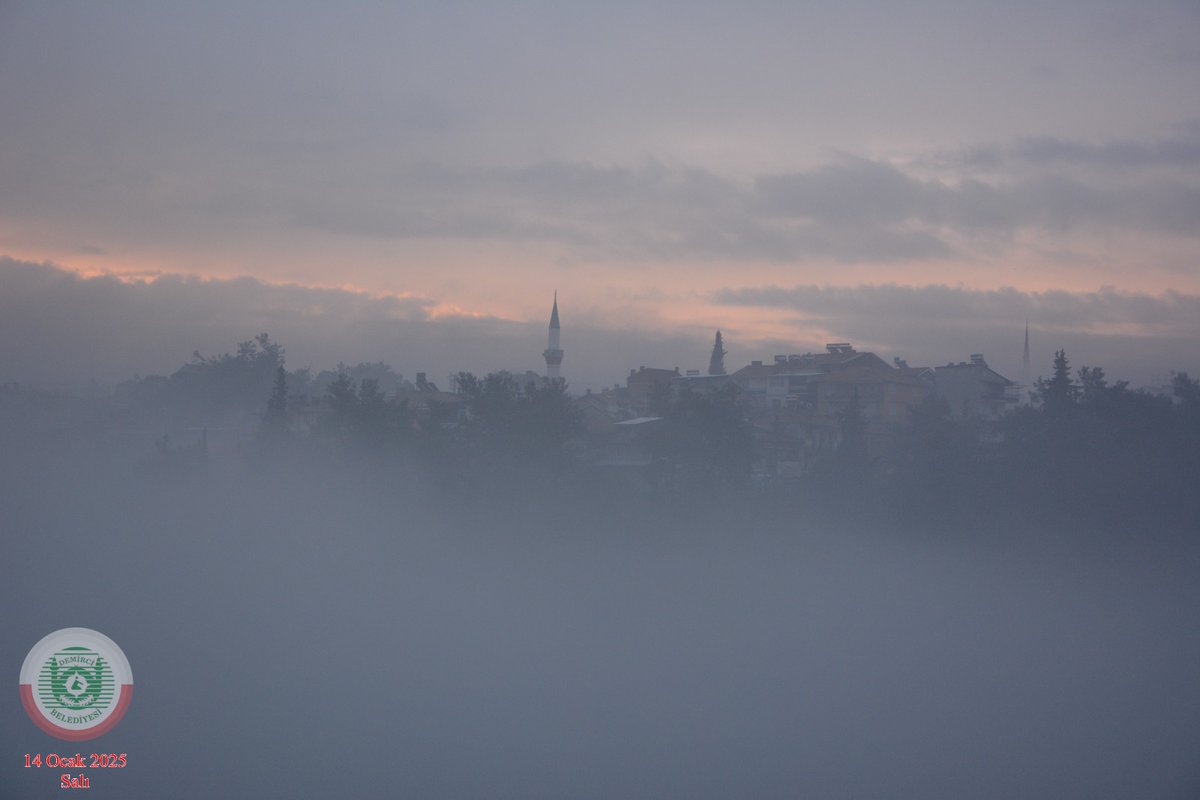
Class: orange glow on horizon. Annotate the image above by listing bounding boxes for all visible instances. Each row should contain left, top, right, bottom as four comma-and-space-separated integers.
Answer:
3, 242, 1196, 347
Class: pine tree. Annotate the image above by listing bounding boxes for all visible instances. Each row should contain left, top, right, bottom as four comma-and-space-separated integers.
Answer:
1034, 349, 1078, 413
708, 330, 727, 376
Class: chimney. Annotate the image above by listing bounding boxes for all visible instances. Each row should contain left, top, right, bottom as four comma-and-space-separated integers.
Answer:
970, 354, 985, 366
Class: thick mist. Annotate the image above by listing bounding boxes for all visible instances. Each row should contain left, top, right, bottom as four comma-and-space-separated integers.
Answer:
2, 416, 1198, 799
4, 2, 1200, 795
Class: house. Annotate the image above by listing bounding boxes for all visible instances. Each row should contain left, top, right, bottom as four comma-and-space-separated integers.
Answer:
722, 344, 938, 472
816, 363, 929, 425
626, 366, 679, 411
730, 343, 893, 409
932, 354, 1018, 421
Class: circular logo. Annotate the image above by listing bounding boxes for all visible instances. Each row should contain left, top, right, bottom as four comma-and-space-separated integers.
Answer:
20, 628, 133, 741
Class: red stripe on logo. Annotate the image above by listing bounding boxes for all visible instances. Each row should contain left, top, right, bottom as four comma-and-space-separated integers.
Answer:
20, 683, 133, 741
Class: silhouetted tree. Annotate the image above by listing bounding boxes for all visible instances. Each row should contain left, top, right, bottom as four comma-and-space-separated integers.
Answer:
1170, 371, 1200, 508
647, 382, 753, 491
1034, 349, 1078, 414
165, 333, 285, 422
452, 372, 582, 484
310, 361, 407, 397
888, 392, 979, 490
260, 364, 290, 445
327, 372, 357, 419
267, 365, 288, 418
319, 372, 414, 456
1173, 371, 1200, 410
994, 350, 1200, 527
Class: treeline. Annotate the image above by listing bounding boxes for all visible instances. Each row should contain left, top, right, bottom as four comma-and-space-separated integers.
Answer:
886, 351, 1200, 531
1001, 353, 1199, 529
121, 336, 1200, 532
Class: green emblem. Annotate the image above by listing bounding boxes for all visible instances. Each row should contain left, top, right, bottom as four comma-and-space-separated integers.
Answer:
38, 647, 113, 712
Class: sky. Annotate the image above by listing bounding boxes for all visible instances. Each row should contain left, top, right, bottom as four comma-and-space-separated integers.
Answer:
1, 1, 1198, 390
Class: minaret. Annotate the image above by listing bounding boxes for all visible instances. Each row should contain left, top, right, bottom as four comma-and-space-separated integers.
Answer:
1022, 320, 1030, 380
1022, 320, 1031, 402
543, 292, 563, 381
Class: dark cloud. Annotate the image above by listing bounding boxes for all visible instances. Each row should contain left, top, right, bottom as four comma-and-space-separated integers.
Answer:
755, 158, 932, 227
281, 148, 1198, 264
1012, 134, 1200, 169
758, 155, 1200, 239
0, 258, 702, 393
0, 257, 436, 389
944, 129, 1200, 171
3, 74, 1197, 267
2, 3, 1197, 275
289, 157, 960, 262
289, 160, 761, 258
715, 283, 1200, 333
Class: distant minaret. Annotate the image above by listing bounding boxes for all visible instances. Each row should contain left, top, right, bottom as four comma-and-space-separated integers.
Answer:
1022, 320, 1030, 383
543, 292, 563, 380
1022, 320, 1031, 401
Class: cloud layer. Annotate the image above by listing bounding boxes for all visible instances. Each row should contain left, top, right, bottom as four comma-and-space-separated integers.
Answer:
249, 141, 1200, 278
716, 283, 1200, 337
2, 259, 1196, 393
0, 259, 702, 392
2, 2, 1197, 299
716, 282, 1200, 384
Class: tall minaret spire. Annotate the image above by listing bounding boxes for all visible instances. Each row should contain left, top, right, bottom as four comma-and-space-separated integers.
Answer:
1022, 319, 1031, 401
543, 292, 563, 380
1022, 319, 1032, 379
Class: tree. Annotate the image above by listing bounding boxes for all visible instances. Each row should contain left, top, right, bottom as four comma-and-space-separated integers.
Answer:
266, 365, 288, 419
452, 371, 582, 478
1078, 365, 1134, 416
326, 372, 357, 418
1172, 371, 1200, 409
888, 392, 977, 492
1078, 365, 1106, 399
646, 382, 753, 490
708, 330, 727, 376
1034, 349, 1077, 413
1170, 371, 1200, 498
319, 372, 414, 454
260, 364, 290, 443
166, 333, 285, 421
